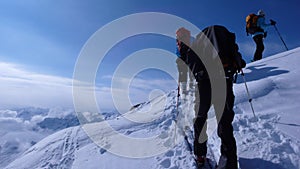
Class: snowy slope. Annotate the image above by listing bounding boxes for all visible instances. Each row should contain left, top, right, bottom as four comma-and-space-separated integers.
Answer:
233, 47, 300, 169
4, 91, 193, 169
4, 47, 300, 169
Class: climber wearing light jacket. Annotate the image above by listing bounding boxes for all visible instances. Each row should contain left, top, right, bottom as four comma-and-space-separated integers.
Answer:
252, 10, 276, 61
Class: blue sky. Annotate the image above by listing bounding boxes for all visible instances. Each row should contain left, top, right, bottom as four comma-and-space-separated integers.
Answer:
0, 0, 299, 77
0, 0, 299, 111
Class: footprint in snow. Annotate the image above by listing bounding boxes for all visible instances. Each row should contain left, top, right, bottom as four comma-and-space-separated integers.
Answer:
236, 113, 300, 169
99, 144, 111, 155
160, 158, 171, 168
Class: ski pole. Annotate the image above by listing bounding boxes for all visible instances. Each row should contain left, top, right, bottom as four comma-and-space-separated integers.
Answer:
273, 25, 288, 51
240, 70, 256, 118
177, 84, 180, 109
174, 84, 180, 144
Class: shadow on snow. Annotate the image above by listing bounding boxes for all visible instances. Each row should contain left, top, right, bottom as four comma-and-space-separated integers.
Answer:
239, 158, 286, 169
235, 64, 289, 84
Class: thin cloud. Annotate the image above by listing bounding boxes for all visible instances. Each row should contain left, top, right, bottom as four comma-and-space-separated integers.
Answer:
0, 62, 177, 112
0, 62, 73, 109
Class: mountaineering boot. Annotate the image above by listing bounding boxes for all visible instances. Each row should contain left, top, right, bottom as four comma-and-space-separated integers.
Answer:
216, 155, 238, 169
216, 155, 227, 169
196, 156, 206, 167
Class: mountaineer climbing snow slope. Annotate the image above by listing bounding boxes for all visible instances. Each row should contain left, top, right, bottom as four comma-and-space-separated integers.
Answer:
3, 47, 300, 169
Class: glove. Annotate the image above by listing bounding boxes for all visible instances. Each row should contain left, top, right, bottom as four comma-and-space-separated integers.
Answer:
236, 59, 246, 73
270, 19, 276, 25
234, 52, 246, 73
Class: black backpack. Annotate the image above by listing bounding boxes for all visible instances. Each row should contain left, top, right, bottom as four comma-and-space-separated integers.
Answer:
187, 25, 243, 79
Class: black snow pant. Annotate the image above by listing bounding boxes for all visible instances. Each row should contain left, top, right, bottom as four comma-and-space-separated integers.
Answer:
253, 34, 265, 61
193, 78, 237, 169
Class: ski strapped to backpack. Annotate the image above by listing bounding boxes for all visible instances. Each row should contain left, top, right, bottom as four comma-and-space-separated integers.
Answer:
245, 13, 264, 35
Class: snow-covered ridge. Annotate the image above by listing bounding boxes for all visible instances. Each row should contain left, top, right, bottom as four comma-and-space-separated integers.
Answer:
0, 107, 118, 168
3, 47, 300, 169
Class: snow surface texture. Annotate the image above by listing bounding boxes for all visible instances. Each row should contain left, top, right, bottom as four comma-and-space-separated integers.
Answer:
2, 47, 300, 169
0, 107, 79, 168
